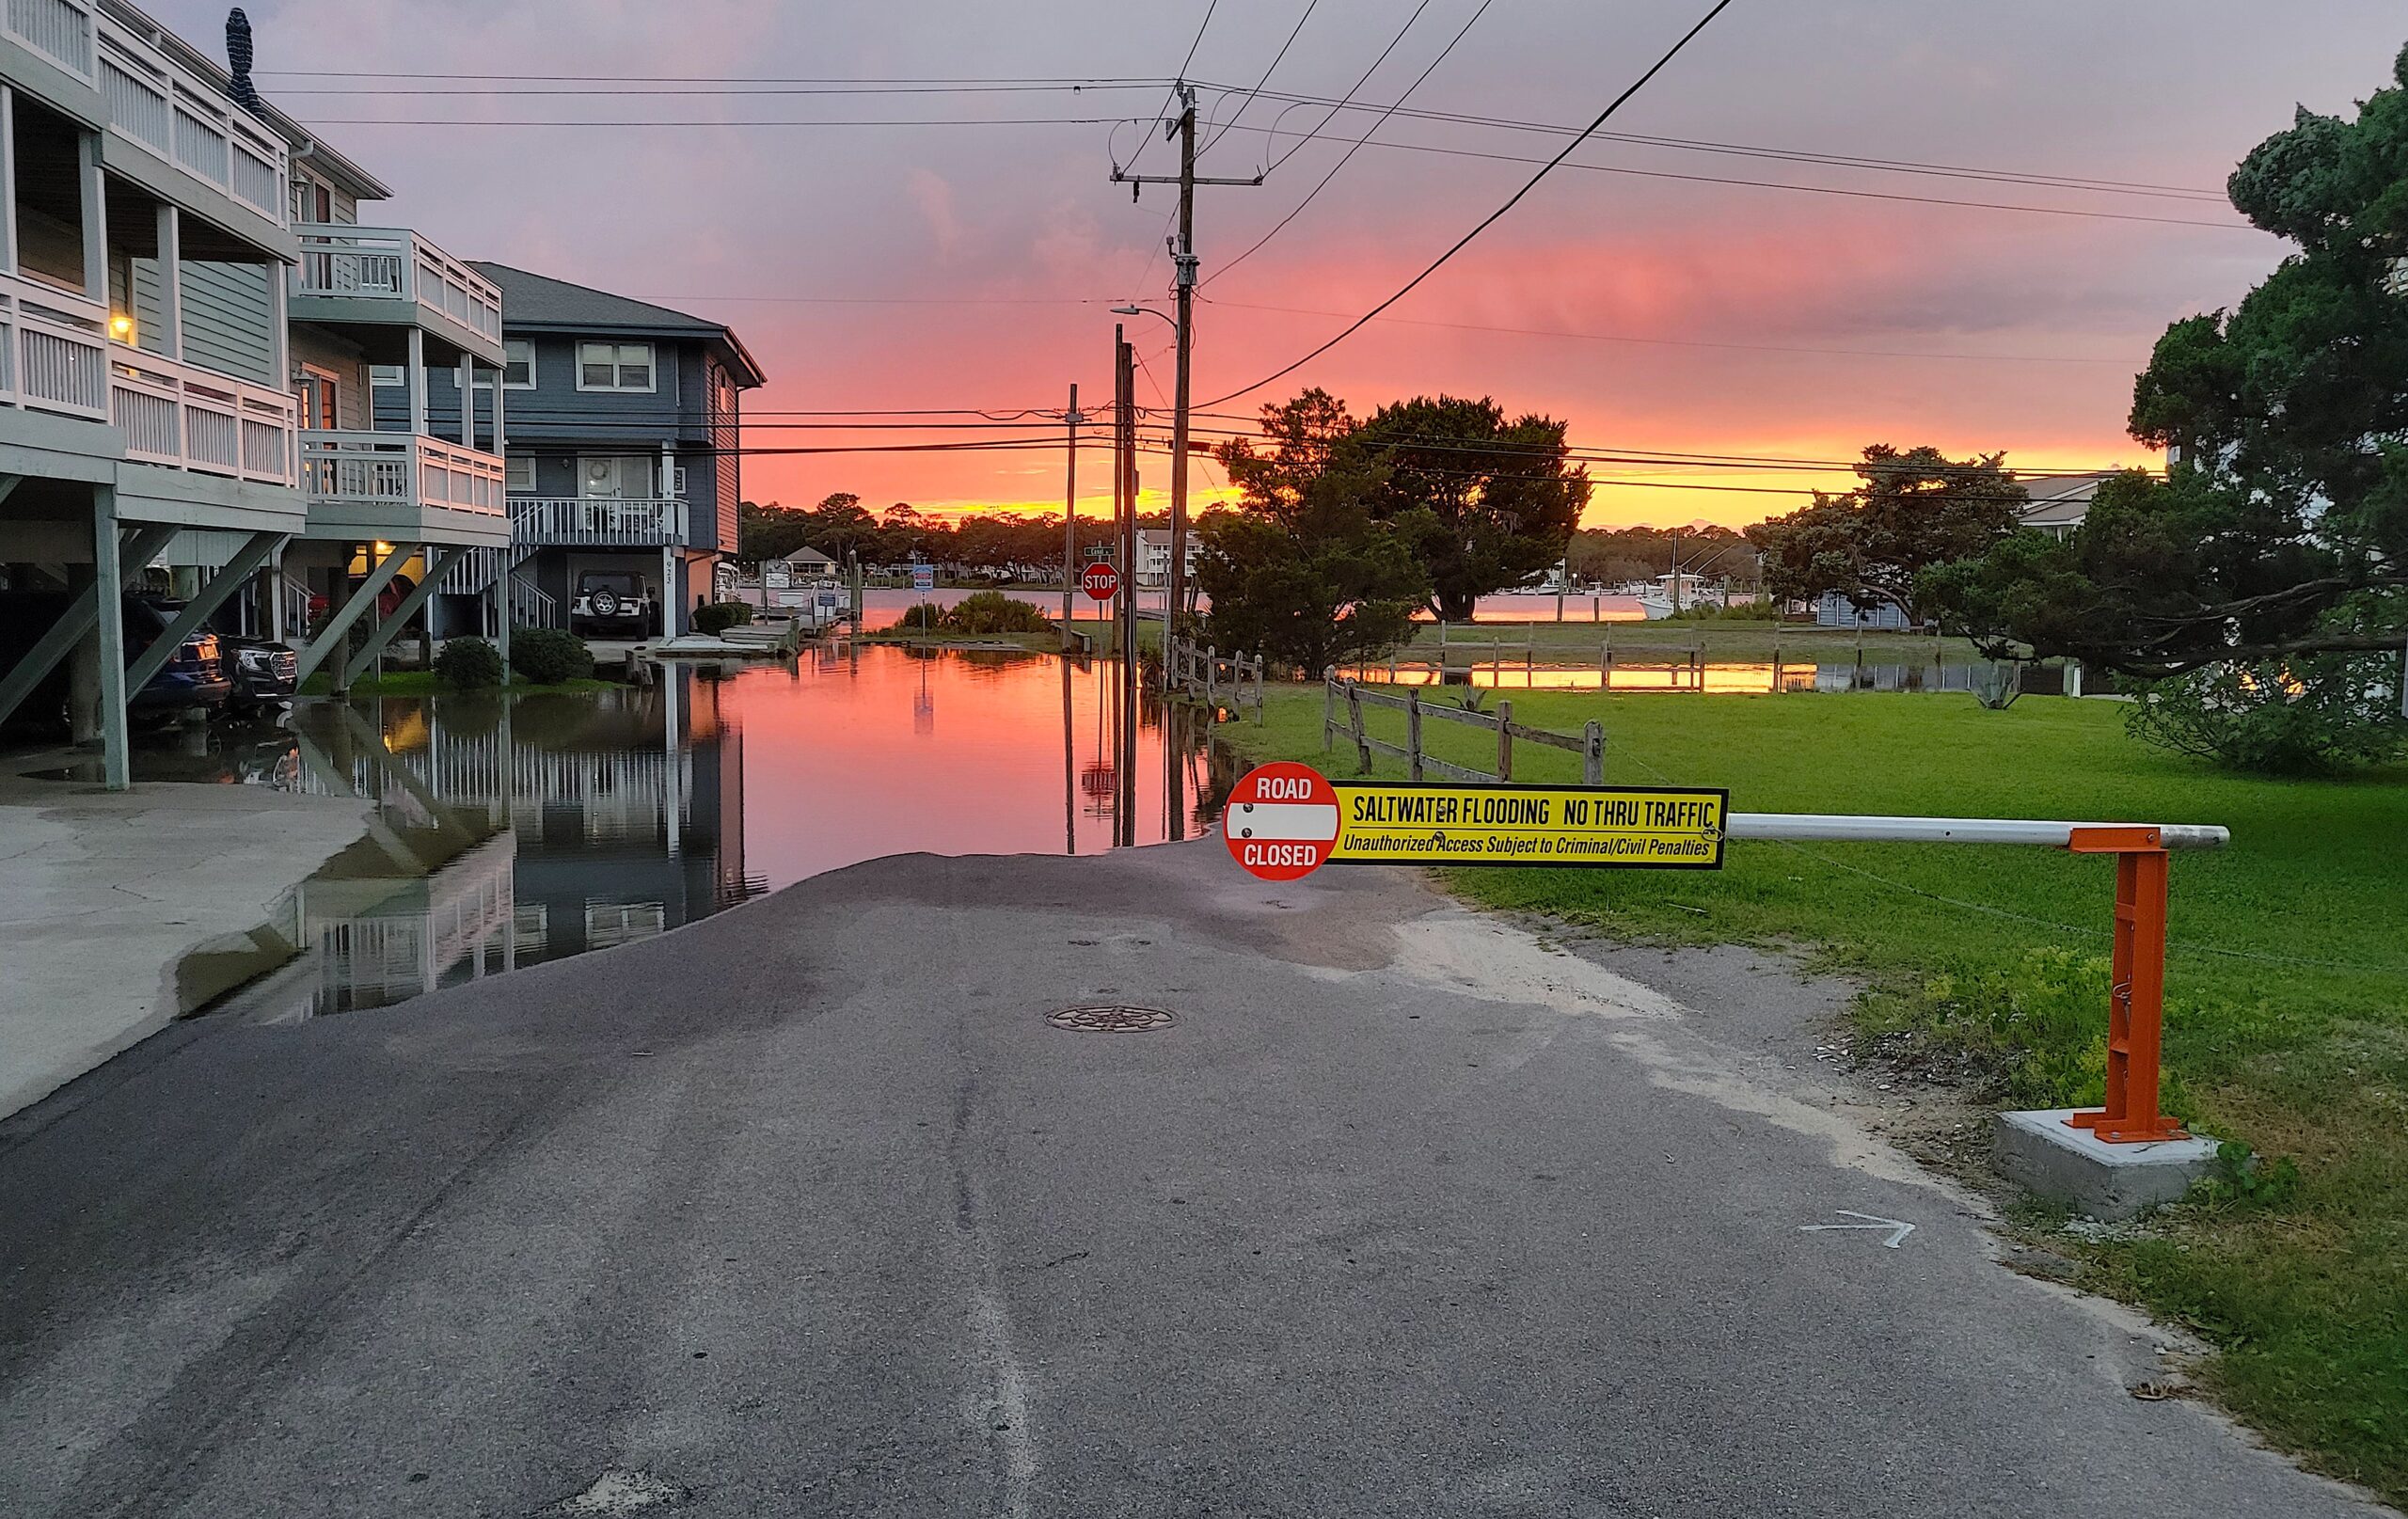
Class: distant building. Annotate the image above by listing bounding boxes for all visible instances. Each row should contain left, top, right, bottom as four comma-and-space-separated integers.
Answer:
1813, 593, 1912, 630
2015, 471, 2121, 542
780, 545, 838, 578
1134, 529, 1201, 588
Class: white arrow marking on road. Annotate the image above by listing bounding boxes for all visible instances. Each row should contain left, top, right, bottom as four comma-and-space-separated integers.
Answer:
1798, 1210, 1915, 1248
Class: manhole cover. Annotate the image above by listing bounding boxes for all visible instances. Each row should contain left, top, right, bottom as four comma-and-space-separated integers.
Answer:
1047, 1005, 1177, 1033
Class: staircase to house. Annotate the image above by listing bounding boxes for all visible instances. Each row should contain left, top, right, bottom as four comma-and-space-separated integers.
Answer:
440, 546, 558, 631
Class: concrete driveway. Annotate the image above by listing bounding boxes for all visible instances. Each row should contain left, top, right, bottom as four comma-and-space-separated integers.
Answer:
0, 841, 2380, 1517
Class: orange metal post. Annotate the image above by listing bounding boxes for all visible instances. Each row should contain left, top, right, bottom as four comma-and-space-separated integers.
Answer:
2064, 826, 2188, 1143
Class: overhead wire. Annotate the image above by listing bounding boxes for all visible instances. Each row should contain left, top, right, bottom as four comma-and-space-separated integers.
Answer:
1256, 0, 1438, 178
1123, 0, 1221, 177
1199, 0, 1738, 408
1207, 0, 1494, 287
1197, 0, 1323, 155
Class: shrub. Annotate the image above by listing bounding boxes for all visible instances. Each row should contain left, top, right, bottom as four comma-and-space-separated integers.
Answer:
941, 591, 1054, 635
2126, 652, 2408, 775
896, 602, 943, 631
692, 601, 749, 636
433, 636, 504, 689
509, 625, 596, 685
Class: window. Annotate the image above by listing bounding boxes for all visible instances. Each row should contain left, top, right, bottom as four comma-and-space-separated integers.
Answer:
475, 340, 536, 390
369, 365, 403, 387
290, 177, 333, 225
577, 341, 655, 392
505, 456, 535, 493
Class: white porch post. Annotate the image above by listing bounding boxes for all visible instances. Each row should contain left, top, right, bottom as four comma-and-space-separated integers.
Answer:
0, 85, 17, 275
458, 350, 473, 447
78, 129, 105, 304
661, 543, 676, 638
491, 355, 505, 454
268, 261, 290, 393
92, 489, 130, 791
406, 325, 427, 435
154, 204, 181, 358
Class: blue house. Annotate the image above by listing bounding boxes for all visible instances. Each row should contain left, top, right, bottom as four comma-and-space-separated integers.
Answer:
399, 264, 765, 638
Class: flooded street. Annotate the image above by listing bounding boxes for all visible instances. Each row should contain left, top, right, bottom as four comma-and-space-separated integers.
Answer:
81, 646, 1229, 1021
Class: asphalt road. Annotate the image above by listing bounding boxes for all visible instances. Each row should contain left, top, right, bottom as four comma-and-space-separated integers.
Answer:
0, 841, 2382, 1518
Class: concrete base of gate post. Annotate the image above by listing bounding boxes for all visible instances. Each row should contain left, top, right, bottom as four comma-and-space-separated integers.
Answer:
1992, 1108, 2221, 1221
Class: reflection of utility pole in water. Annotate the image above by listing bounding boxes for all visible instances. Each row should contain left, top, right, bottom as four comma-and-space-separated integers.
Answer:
663, 664, 682, 860
914, 655, 934, 736
1113, 326, 1139, 847
1061, 654, 1075, 855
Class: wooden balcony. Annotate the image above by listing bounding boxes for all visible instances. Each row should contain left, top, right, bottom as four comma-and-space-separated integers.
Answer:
512, 497, 688, 548
0, 0, 288, 242
0, 273, 110, 422
300, 430, 512, 546
290, 226, 506, 364
110, 343, 294, 484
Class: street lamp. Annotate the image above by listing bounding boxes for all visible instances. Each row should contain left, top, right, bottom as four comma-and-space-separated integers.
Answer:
1111, 304, 1176, 332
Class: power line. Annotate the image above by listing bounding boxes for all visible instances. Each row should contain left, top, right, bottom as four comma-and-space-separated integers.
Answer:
271, 82, 1178, 98
1208, 0, 1493, 287
299, 114, 1166, 128
1124, 2, 1221, 178
1198, 296, 2131, 365
1197, 1, 1322, 156
1224, 87, 2226, 201
1196, 125, 2250, 231
261, 71, 1178, 84
1256, 0, 1438, 178
1200, 0, 1738, 408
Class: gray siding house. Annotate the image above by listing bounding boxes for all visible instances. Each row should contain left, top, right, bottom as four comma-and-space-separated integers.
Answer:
401, 266, 764, 639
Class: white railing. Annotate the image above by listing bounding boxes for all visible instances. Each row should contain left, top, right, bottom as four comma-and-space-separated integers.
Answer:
293, 225, 503, 343
6, 0, 96, 80
92, 11, 285, 226
0, 272, 108, 419
110, 343, 294, 483
300, 430, 506, 517
512, 497, 688, 547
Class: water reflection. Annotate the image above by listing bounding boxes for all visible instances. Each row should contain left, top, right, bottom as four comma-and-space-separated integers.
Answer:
1337, 659, 2010, 694
198, 646, 1228, 1022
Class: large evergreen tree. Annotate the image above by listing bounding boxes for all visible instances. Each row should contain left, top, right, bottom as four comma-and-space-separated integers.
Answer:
1925, 43, 2408, 677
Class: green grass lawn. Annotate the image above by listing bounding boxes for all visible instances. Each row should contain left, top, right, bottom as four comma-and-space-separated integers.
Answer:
1223, 686, 2408, 1499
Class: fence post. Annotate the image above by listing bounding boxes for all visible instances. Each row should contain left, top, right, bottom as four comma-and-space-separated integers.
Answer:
1438, 619, 1448, 649
1406, 688, 1425, 783
1323, 673, 1336, 752
1205, 643, 1218, 709
1253, 652, 1265, 723
1497, 698, 1513, 782
1347, 681, 1371, 775
1582, 720, 1605, 784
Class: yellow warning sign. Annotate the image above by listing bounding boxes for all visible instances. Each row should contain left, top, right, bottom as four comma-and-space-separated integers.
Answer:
1328, 783, 1729, 869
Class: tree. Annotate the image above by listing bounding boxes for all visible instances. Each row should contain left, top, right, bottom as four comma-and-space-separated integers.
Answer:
736, 499, 808, 564
1202, 390, 1434, 672
1354, 395, 1590, 621
1924, 41, 2408, 678
1747, 446, 2028, 618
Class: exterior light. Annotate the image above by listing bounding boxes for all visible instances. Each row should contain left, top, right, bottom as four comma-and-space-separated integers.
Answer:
110, 313, 133, 340
372, 540, 394, 556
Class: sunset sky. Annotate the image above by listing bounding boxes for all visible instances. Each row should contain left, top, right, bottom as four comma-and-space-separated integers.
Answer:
162, 0, 2403, 528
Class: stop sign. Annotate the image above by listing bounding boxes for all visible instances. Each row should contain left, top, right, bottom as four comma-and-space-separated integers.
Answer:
1223, 762, 1341, 881
1081, 562, 1120, 601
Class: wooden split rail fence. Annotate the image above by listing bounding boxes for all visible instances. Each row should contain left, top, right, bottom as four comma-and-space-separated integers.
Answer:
1166, 638, 1267, 721
1322, 676, 1605, 784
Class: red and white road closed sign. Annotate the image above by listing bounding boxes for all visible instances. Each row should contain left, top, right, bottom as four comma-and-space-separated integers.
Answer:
1081, 562, 1120, 601
1223, 762, 1341, 880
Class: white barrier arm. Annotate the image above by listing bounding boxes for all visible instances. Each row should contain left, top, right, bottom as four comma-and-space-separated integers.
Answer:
1724, 814, 2229, 850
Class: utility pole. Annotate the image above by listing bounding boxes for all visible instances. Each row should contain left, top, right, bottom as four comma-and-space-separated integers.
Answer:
1111, 82, 1259, 680
1060, 381, 1081, 654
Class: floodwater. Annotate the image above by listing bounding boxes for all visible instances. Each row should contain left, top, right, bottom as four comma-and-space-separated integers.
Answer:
71, 646, 1232, 1022
843, 587, 1652, 630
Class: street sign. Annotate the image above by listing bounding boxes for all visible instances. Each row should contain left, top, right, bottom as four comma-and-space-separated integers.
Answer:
1224, 763, 1341, 881
1082, 562, 1121, 602
1331, 782, 1727, 869
765, 561, 791, 590
911, 564, 935, 593
817, 591, 839, 609
1084, 544, 1115, 564
1223, 765, 1729, 880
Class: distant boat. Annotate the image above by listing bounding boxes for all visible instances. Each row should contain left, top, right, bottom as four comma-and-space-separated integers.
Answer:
1635, 571, 1722, 620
